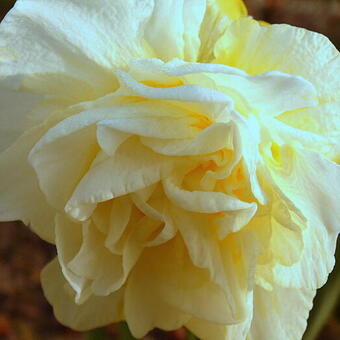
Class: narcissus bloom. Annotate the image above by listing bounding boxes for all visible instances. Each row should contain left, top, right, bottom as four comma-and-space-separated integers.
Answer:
0, 0, 339, 339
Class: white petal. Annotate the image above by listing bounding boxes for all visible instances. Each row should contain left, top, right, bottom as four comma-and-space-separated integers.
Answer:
29, 124, 98, 210
125, 236, 231, 336
0, 127, 55, 242
164, 176, 256, 213
55, 214, 91, 303
141, 122, 234, 156
170, 206, 254, 323
214, 18, 339, 102
67, 222, 124, 296
66, 138, 173, 220
250, 285, 315, 340
41, 258, 123, 331
96, 125, 130, 156
144, 0, 206, 62
116, 69, 232, 103
186, 292, 253, 340
196, 71, 317, 117
0, 81, 42, 152
233, 112, 266, 204
1, 0, 154, 86
268, 147, 340, 288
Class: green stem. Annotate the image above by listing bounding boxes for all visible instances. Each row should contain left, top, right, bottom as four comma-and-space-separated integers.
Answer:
187, 331, 198, 340
85, 328, 107, 340
117, 322, 136, 340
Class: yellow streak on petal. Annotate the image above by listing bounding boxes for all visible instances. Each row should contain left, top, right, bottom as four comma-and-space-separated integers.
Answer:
214, 0, 248, 20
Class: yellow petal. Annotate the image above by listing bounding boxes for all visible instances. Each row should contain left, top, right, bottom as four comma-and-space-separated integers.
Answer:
0, 127, 55, 242
250, 285, 315, 340
66, 138, 173, 220
267, 147, 340, 288
0, 81, 42, 151
55, 214, 90, 303
1, 0, 154, 79
214, 18, 339, 102
41, 258, 123, 331
145, 0, 206, 61
141, 122, 234, 156
211, 0, 247, 20
186, 292, 253, 340
170, 206, 252, 323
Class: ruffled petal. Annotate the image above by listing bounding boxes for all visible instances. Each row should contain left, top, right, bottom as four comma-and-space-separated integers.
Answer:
55, 214, 90, 303
41, 258, 124, 331
125, 235, 239, 337
0, 81, 42, 151
214, 18, 339, 102
186, 292, 253, 340
66, 138, 173, 220
141, 122, 234, 156
249, 285, 315, 340
145, 0, 206, 62
170, 206, 254, 323
1, 0, 154, 85
0, 127, 55, 242
267, 147, 340, 288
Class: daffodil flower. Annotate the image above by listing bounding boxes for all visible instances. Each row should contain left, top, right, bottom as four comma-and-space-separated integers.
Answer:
0, 1, 339, 339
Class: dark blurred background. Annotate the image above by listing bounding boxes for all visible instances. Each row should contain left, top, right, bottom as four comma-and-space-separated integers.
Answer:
0, 0, 339, 339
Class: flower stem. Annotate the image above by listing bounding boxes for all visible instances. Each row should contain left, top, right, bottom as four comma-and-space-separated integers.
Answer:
85, 328, 107, 340
186, 331, 198, 340
117, 322, 136, 340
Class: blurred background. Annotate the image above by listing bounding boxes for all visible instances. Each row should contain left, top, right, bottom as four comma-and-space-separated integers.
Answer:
0, 0, 339, 339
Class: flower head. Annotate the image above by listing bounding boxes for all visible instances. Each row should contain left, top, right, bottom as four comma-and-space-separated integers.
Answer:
0, 1, 339, 339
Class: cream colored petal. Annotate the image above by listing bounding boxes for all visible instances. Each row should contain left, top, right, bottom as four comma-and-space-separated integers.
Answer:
98, 114, 197, 139
96, 125, 130, 156
29, 124, 98, 211
67, 222, 124, 296
66, 138, 173, 220
170, 206, 252, 323
1, 0, 154, 88
249, 285, 315, 340
209, 0, 247, 20
233, 112, 266, 204
125, 267, 190, 338
141, 122, 234, 156
145, 0, 185, 61
267, 147, 340, 288
55, 214, 91, 303
198, 0, 247, 62
198, 71, 317, 117
164, 176, 256, 213
144, 0, 205, 62
183, 0, 206, 61
116, 69, 232, 103
131, 186, 177, 247
0, 81, 42, 152
30, 102, 183, 211
270, 216, 303, 267
41, 258, 123, 331
0, 127, 55, 243
186, 292, 253, 340
214, 18, 339, 102
105, 196, 133, 253
278, 102, 340, 136
125, 236, 233, 337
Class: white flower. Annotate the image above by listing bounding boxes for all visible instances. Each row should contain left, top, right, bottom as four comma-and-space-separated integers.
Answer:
0, 1, 339, 339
